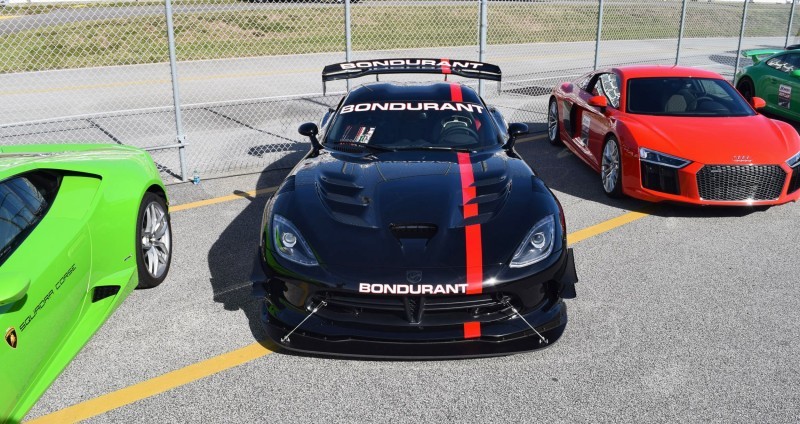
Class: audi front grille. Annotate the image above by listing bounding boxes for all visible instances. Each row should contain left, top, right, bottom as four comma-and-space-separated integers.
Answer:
696, 165, 785, 201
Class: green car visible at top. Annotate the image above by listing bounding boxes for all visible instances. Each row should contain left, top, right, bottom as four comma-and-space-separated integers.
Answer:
736, 45, 800, 123
0, 144, 172, 423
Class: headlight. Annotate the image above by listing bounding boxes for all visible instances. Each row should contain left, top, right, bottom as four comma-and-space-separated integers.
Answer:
787, 151, 800, 168
272, 214, 318, 266
639, 147, 690, 169
509, 215, 556, 268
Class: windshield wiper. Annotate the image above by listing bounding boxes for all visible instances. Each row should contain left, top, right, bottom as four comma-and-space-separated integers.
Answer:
392, 146, 475, 153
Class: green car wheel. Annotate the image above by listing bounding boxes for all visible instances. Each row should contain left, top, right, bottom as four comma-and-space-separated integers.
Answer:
136, 192, 172, 289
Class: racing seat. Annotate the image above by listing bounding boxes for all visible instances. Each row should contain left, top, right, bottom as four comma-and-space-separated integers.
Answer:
664, 89, 695, 113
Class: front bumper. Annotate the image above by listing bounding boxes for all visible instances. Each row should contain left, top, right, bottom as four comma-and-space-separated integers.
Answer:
252, 248, 578, 358
623, 156, 800, 206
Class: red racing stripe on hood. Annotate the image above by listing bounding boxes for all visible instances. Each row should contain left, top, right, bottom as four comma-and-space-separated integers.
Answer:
457, 152, 483, 295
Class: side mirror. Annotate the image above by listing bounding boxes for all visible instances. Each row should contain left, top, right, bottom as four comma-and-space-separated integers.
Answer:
298, 122, 322, 150
588, 95, 608, 109
0, 273, 30, 306
792, 70, 800, 79
751, 96, 767, 110
560, 82, 573, 93
504, 123, 529, 150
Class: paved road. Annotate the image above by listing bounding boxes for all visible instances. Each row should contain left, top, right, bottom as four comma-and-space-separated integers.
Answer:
19, 135, 800, 423
0, 37, 779, 182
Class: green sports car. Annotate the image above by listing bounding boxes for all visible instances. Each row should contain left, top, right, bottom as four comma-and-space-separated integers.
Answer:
0, 144, 172, 422
736, 45, 800, 122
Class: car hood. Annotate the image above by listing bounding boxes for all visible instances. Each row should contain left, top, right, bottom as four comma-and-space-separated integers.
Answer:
268, 149, 561, 271
624, 114, 799, 164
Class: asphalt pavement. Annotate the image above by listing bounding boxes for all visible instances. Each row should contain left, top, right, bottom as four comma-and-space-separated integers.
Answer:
20, 134, 800, 423
0, 37, 775, 182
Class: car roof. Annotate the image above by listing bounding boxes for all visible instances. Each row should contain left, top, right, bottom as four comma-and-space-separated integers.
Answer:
344, 82, 482, 104
610, 65, 724, 80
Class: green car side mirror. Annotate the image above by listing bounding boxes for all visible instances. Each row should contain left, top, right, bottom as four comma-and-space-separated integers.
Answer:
792, 70, 800, 79
0, 272, 30, 306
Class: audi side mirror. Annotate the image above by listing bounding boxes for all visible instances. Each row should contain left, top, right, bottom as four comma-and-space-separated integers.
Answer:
588, 95, 608, 109
751, 96, 767, 110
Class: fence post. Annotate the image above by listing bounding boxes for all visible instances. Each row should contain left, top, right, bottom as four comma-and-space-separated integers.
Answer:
733, 0, 750, 84
478, 0, 488, 96
164, 0, 188, 181
344, 0, 352, 92
675, 0, 688, 65
786, 0, 796, 49
593, 0, 604, 70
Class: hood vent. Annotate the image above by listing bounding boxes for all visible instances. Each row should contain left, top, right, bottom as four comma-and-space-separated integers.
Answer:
390, 223, 438, 239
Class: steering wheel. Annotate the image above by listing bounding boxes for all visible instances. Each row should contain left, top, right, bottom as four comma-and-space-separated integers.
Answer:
688, 96, 714, 111
440, 125, 480, 144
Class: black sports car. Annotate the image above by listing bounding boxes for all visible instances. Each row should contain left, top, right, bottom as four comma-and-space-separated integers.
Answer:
252, 59, 578, 358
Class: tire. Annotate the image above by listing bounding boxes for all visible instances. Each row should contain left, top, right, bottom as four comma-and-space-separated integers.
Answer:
601, 137, 623, 198
736, 77, 755, 103
136, 192, 172, 289
547, 97, 562, 146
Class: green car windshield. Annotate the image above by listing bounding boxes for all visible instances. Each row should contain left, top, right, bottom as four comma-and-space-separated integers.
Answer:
324, 100, 501, 151
627, 77, 755, 117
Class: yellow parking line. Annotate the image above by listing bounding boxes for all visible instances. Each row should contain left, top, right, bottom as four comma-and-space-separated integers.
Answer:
26, 203, 649, 423
170, 186, 277, 212
567, 210, 650, 245
25, 342, 274, 424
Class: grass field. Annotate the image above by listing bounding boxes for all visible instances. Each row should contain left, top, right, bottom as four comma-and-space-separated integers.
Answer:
0, 1, 795, 73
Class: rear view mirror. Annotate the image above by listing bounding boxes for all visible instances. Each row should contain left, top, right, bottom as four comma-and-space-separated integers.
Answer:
588, 95, 608, 109
0, 272, 30, 306
560, 82, 574, 93
504, 123, 529, 150
751, 96, 767, 110
298, 122, 322, 151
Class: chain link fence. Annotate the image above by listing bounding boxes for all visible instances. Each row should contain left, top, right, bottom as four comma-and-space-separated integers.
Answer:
1, 0, 798, 183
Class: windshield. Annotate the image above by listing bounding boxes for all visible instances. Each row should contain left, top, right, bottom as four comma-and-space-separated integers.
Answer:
324, 100, 501, 151
626, 77, 755, 117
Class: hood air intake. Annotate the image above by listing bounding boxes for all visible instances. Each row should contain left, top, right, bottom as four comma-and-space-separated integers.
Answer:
390, 223, 438, 239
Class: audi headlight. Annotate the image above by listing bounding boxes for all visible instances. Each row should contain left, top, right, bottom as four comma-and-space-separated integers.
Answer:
787, 151, 800, 168
639, 147, 690, 169
272, 214, 318, 266
510, 215, 556, 268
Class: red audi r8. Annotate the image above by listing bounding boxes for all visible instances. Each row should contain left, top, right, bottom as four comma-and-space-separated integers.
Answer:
548, 66, 800, 206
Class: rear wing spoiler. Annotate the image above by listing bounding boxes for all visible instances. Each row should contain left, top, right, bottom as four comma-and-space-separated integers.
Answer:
321, 58, 502, 94
742, 48, 784, 64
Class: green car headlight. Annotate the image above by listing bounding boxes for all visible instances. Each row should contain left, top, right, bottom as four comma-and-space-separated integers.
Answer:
272, 214, 318, 266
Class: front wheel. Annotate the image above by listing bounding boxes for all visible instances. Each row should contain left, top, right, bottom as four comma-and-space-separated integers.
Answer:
601, 137, 623, 198
736, 78, 755, 103
547, 98, 561, 146
136, 192, 172, 289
